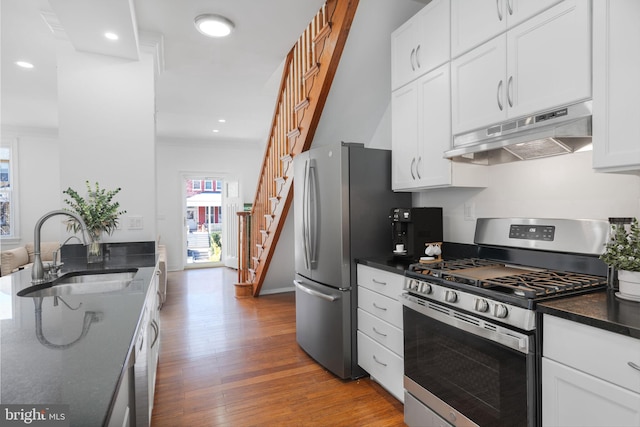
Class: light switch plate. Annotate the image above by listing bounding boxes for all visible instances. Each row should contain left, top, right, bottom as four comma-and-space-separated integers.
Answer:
128, 215, 143, 230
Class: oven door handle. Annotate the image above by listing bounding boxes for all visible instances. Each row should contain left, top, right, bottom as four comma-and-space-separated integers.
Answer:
402, 294, 531, 354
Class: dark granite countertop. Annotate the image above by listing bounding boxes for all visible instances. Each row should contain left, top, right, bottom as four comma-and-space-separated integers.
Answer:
355, 257, 412, 275
538, 290, 640, 339
0, 252, 158, 426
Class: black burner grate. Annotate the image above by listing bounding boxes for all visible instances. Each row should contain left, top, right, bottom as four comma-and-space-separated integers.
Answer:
408, 258, 607, 300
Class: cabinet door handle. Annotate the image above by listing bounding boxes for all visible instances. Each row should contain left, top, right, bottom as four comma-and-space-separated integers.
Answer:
373, 327, 388, 337
496, 0, 503, 21
507, 0, 513, 15
150, 319, 160, 349
416, 157, 422, 179
373, 355, 388, 367
410, 157, 416, 179
373, 302, 388, 311
410, 48, 416, 71
415, 44, 421, 69
629, 361, 640, 372
507, 76, 514, 107
497, 80, 504, 111
372, 278, 387, 286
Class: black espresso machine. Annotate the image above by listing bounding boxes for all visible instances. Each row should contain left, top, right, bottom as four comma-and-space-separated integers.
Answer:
390, 207, 443, 260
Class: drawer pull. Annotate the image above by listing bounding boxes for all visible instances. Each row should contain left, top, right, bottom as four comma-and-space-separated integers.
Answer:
373, 327, 387, 337
373, 302, 388, 311
373, 355, 387, 367
372, 278, 387, 286
629, 361, 640, 372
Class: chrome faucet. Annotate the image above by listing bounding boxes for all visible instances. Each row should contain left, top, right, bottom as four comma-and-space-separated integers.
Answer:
32, 210, 88, 284
49, 235, 84, 279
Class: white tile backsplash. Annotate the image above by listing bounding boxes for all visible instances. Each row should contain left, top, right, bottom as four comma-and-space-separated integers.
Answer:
415, 151, 640, 243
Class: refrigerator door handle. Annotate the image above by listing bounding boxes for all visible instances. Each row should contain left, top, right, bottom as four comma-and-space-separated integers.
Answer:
294, 280, 339, 302
308, 161, 318, 267
302, 159, 311, 270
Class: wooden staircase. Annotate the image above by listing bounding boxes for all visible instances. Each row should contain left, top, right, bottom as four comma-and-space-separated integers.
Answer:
235, 0, 360, 297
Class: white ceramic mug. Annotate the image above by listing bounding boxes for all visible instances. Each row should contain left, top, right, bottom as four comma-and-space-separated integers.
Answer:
395, 244, 404, 252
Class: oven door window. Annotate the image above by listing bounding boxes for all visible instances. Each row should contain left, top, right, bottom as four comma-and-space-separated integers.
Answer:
404, 305, 532, 427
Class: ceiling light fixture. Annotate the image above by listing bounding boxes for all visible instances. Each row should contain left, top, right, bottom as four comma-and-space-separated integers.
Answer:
212, 129, 220, 133
218, 119, 226, 123
15, 61, 34, 69
194, 14, 234, 38
104, 32, 119, 41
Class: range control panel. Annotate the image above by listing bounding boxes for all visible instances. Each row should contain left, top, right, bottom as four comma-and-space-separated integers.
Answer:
509, 224, 555, 241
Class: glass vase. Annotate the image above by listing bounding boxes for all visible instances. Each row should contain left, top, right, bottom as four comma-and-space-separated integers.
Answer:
87, 231, 104, 264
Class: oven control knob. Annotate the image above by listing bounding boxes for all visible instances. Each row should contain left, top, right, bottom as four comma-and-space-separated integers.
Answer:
474, 298, 489, 313
444, 290, 458, 303
493, 304, 509, 319
419, 282, 432, 294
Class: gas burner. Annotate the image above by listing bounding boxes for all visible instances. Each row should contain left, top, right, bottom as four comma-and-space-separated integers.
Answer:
408, 258, 607, 300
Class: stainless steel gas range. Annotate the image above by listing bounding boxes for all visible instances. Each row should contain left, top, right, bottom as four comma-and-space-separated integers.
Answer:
402, 218, 610, 427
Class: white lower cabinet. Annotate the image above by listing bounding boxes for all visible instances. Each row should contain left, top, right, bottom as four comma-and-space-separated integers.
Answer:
146, 267, 161, 421
357, 331, 404, 402
357, 264, 405, 402
542, 314, 640, 427
358, 308, 403, 356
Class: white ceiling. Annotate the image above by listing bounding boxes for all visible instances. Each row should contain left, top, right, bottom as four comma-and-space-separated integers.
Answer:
1, 0, 326, 144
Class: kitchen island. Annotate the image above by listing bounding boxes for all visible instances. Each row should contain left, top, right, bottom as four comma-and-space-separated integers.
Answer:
0, 251, 159, 426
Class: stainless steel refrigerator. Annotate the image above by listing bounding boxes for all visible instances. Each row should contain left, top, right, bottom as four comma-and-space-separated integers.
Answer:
293, 142, 410, 379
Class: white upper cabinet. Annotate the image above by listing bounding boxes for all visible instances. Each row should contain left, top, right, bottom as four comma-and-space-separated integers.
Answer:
392, 64, 454, 190
592, 0, 640, 172
391, 0, 450, 90
451, 0, 564, 58
506, 0, 591, 118
452, 0, 591, 136
393, 64, 487, 190
451, 36, 507, 137
392, 82, 420, 189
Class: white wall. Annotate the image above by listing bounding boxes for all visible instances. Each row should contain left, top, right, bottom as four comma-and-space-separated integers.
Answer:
57, 43, 157, 244
312, 0, 425, 148
0, 129, 61, 249
260, 206, 296, 294
155, 139, 262, 271
415, 151, 640, 243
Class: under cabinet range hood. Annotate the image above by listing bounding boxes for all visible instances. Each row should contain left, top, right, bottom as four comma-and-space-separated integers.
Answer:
445, 100, 593, 165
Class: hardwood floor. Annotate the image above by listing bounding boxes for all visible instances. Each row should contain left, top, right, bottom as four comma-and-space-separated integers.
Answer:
150, 267, 405, 426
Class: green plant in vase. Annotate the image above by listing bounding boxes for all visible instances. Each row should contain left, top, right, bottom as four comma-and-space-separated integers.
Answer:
600, 218, 640, 299
600, 218, 640, 272
63, 181, 127, 263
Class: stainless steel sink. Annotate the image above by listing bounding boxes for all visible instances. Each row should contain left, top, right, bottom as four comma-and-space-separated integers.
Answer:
18, 269, 138, 298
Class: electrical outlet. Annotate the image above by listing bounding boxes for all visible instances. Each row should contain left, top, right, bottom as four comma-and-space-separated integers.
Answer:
128, 216, 143, 230
464, 203, 476, 221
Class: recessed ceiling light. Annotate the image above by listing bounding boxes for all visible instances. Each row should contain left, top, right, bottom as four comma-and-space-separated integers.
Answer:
104, 32, 119, 41
15, 61, 34, 69
212, 129, 220, 133
218, 119, 226, 123
194, 14, 234, 38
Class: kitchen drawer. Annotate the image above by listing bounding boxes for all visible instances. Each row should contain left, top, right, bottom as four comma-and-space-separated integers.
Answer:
357, 331, 404, 402
357, 264, 404, 301
543, 314, 640, 394
358, 286, 403, 329
358, 308, 403, 356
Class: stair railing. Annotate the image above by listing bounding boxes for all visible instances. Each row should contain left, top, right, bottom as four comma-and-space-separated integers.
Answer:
236, 0, 359, 296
